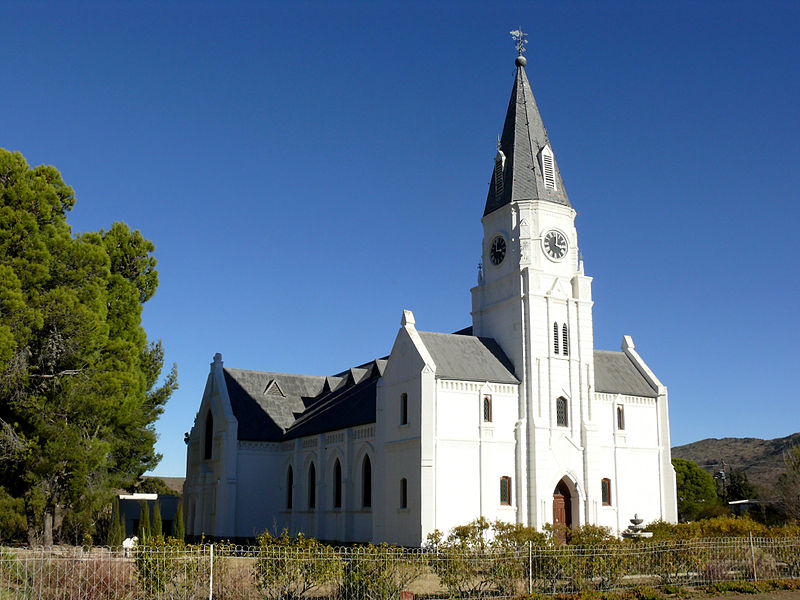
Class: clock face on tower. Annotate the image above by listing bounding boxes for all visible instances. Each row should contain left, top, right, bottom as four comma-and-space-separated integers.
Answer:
542, 229, 568, 261
489, 235, 506, 266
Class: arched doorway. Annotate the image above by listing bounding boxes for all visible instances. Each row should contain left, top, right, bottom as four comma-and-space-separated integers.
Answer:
553, 479, 573, 544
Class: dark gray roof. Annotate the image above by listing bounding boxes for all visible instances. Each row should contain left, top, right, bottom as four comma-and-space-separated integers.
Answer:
484, 60, 570, 216
223, 360, 389, 441
223, 369, 326, 441
284, 376, 378, 440
417, 331, 519, 384
593, 351, 657, 398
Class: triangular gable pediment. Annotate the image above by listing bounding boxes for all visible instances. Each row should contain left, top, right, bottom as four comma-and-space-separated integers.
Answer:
547, 277, 571, 299
263, 379, 285, 397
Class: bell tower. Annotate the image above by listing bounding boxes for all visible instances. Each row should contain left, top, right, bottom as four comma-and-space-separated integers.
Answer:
471, 32, 596, 528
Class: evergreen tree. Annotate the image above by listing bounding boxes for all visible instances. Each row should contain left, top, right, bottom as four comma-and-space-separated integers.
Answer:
107, 497, 124, 547
0, 150, 178, 545
776, 445, 800, 522
672, 458, 723, 521
173, 501, 185, 541
728, 469, 757, 501
137, 500, 151, 541
152, 499, 162, 538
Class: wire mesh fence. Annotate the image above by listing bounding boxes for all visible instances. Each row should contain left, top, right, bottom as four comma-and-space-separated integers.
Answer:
1, 536, 799, 599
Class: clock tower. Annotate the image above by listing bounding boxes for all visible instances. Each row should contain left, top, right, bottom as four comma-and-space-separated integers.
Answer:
471, 46, 597, 528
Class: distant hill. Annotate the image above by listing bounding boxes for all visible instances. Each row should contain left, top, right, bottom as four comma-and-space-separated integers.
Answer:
672, 433, 800, 492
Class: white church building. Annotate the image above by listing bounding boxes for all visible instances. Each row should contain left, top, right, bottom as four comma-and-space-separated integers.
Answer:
184, 44, 678, 546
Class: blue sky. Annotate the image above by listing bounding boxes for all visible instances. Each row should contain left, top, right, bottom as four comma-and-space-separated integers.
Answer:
2, 1, 798, 477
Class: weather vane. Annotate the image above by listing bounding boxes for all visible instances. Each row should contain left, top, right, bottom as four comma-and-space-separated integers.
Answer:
510, 28, 528, 55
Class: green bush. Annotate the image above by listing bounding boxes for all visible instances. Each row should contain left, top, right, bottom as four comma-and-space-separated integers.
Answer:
254, 530, 341, 600
135, 537, 202, 596
644, 515, 771, 539
427, 518, 545, 597
338, 544, 423, 600
0, 488, 26, 544
633, 586, 665, 600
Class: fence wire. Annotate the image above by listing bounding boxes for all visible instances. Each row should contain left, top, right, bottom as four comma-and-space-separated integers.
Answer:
1, 537, 799, 599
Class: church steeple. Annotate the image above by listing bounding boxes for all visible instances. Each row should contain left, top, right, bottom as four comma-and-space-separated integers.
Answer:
484, 39, 570, 216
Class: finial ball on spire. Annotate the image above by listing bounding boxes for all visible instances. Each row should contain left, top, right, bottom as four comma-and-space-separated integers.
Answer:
515, 55, 527, 67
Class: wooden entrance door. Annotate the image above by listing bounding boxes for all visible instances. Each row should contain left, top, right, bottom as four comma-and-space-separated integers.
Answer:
553, 480, 573, 544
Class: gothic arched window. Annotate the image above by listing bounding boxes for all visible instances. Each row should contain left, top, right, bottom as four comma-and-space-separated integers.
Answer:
601, 478, 612, 505
553, 322, 560, 354
204, 411, 213, 460
562, 324, 569, 356
500, 476, 512, 505
483, 395, 492, 422
286, 466, 293, 509
333, 459, 342, 508
556, 397, 568, 427
617, 406, 625, 430
308, 462, 316, 509
362, 455, 372, 508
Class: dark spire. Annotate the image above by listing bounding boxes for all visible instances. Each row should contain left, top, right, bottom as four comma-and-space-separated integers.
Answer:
484, 37, 570, 216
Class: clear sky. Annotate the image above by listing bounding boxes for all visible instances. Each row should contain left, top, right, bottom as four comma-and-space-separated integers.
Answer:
2, 1, 798, 477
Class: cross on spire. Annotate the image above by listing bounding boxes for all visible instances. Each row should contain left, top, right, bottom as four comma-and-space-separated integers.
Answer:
510, 28, 528, 56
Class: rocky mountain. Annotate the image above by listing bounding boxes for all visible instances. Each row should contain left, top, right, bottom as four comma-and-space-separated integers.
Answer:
672, 432, 800, 492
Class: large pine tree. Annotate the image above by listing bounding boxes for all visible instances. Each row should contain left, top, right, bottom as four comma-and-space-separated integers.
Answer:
0, 149, 177, 545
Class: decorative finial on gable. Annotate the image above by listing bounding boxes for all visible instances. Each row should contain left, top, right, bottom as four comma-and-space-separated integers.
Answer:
510, 28, 528, 66
213, 353, 223, 365
401, 309, 415, 327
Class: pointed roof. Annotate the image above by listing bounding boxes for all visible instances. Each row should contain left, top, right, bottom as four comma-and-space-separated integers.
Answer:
484, 55, 570, 216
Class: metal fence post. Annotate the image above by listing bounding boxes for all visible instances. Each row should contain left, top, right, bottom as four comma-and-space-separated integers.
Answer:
528, 540, 533, 595
749, 532, 758, 582
209, 544, 215, 600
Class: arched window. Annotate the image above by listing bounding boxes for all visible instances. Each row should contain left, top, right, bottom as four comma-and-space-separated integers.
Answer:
286, 466, 293, 509
500, 476, 512, 505
556, 397, 568, 427
333, 459, 342, 508
601, 478, 612, 506
553, 322, 560, 354
400, 478, 408, 509
204, 411, 213, 460
400, 393, 408, 425
308, 462, 316, 509
562, 324, 569, 356
617, 406, 625, 430
483, 394, 492, 422
362, 455, 372, 508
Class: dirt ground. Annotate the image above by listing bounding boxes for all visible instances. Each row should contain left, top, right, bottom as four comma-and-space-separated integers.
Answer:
708, 593, 800, 600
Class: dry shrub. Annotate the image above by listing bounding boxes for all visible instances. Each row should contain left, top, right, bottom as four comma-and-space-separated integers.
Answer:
35, 552, 137, 600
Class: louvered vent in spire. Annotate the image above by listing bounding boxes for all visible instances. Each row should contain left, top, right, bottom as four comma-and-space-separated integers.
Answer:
494, 149, 506, 198
540, 145, 557, 191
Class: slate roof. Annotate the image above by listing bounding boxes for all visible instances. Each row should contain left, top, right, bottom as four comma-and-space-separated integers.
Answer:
452, 327, 656, 398
593, 351, 658, 398
484, 58, 570, 216
417, 331, 519, 384
223, 360, 387, 442
223, 369, 326, 441
220, 334, 655, 442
